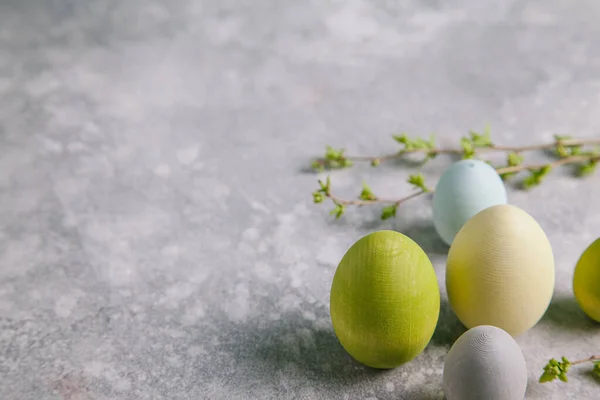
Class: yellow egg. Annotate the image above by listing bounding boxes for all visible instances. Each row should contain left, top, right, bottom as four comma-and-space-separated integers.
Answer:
330, 230, 440, 369
446, 204, 555, 336
573, 238, 600, 322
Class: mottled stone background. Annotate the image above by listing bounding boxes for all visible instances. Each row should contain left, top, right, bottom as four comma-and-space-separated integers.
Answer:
1, 0, 599, 399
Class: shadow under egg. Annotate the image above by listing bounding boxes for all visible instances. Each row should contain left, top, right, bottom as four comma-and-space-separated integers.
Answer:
356, 217, 449, 257
429, 297, 466, 348
213, 309, 390, 389
392, 219, 449, 256
540, 295, 600, 331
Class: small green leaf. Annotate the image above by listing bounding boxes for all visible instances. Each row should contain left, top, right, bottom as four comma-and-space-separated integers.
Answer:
460, 137, 475, 159
393, 133, 436, 152
539, 164, 552, 177
507, 152, 524, 167
539, 371, 556, 383
359, 182, 377, 201
412, 137, 433, 149
523, 165, 552, 189
577, 159, 598, 177
318, 177, 330, 193
500, 172, 516, 181
393, 133, 415, 150
522, 174, 540, 189
460, 136, 471, 149
311, 160, 323, 170
558, 373, 568, 383
408, 173, 430, 192
330, 203, 345, 219
392, 133, 409, 145
554, 134, 573, 141
381, 205, 397, 220
371, 159, 380, 167
323, 146, 351, 169
556, 144, 569, 158
593, 362, 600, 377
469, 128, 493, 147
553, 135, 581, 157
325, 146, 344, 160
422, 151, 437, 163
312, 192, 324, 204
324, 145, 337, 160
570, 145, 582, 155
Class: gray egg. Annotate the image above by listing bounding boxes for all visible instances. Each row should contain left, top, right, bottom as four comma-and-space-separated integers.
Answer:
443, 325, 527, 400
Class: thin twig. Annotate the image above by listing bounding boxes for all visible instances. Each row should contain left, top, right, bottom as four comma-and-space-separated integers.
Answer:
321, 138, 600, 165
496, 155, 600, 174
476, 138, 600, 153
347, 148, 460, 162
327, 189, 429, 206
571, 355, 600, 366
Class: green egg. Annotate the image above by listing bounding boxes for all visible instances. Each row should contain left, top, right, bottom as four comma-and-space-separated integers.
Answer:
330, 230, 440, 369
574, 237, 600, 322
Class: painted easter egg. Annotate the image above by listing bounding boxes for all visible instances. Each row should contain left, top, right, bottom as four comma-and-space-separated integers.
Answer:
443, 325, 527, 400
446, 204, 555, 336
573, 237, 600, 322
330, 230, 440, 369
432, 159, 507, 246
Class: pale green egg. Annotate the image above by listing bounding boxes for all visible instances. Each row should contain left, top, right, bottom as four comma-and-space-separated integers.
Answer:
573, 237, 600, 322
330, 230, 440, 369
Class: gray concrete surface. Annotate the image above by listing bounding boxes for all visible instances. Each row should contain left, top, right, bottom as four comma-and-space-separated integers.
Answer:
1, 0, 599, 399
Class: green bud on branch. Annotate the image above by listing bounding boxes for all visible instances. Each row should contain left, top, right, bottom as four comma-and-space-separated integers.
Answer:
522, 165, 552, 189
540, 355, 600, 383
359, 182, 377, 201
381, 205, 397, 220
330, 202, 345, 219
407, 173, 430, 192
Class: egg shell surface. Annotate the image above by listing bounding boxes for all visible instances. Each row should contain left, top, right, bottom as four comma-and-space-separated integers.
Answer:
432, 159, 507, 246
573, 237, 600, 322
446, 204, 555, 336
443, 325, 527, 400
330, 230, 440, 369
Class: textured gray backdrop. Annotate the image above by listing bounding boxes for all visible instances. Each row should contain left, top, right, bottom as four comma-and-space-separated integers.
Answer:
1, 0, 599, 399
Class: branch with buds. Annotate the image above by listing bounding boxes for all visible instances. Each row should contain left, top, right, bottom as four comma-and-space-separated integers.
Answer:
540, 355, 600, 383
311, 128, 600, 220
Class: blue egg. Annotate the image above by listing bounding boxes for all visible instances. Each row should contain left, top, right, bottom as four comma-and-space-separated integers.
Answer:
432, 159, 507, 246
